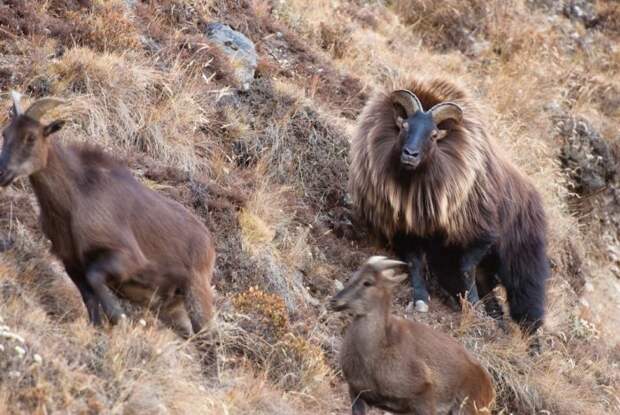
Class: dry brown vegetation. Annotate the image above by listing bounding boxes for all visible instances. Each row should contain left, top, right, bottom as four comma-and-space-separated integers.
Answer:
0, 0, 618, 414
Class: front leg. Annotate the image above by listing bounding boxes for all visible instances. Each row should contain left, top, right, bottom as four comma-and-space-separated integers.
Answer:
85, 252, 133, 325
64, 263, 102, 325
460, 235, 496, 304
393, 234, 429, 312
77, 279, 103, 325
477, 256, 505, 323
351, 399, 366, 415
349, 388, 367, 415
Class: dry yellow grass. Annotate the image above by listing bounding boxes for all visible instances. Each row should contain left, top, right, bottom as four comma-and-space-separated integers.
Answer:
0, 0, 618, 414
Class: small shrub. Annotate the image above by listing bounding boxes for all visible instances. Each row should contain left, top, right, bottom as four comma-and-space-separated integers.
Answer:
233, 287, 289, 343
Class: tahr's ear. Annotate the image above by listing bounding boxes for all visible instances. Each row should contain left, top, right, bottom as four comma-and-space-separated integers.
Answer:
42, 120, 65, 137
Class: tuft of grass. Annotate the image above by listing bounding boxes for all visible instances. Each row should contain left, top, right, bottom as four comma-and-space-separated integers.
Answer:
61, 0, 141, 53
238, 209, 276, 253
30, 47, 209, 172
238, 177, 294, 255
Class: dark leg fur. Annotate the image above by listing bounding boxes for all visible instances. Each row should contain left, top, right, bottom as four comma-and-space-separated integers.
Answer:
65, 263, 102, 325
425, 234, 496, 307
460, 235, 495, 275
85, 252, 133, 325
86, 268, 124, 324
184, 290, 207, 335
477, 255, 504, 321
351, 398, 366, 415
463, 272, 480, 303
393, 234, 430, 307
349, 389, 367, 415
499, 240, 549, 335
491, 189, 550, 339
427, 244, 476, 306
393, 234, 485, 311
459, 234, 496, 304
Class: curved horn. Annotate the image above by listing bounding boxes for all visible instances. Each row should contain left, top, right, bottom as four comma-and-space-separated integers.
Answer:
366, 256, 408, 272
429, 102, 463, 125
390, 90, 423, 117
10, 91, 23, 116
24, 98, 66, 122
367, 256, 388, 264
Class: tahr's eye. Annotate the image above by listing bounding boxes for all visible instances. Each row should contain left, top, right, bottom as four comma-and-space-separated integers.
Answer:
431, 130, 439, 139
363, 280, 373, 287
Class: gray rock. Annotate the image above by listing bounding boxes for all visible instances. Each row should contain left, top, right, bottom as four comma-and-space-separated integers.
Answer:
563, 0, 599, 28
123, 0, 137, 8
205, 23, 257, 90
528, 0, 600, 28
526, 0, 564, 14
557, 116, 617, 194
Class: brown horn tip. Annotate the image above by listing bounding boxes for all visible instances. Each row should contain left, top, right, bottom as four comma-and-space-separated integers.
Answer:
24, 97, 66, 122
429, 102, 463, 125
390, 90, 423, 118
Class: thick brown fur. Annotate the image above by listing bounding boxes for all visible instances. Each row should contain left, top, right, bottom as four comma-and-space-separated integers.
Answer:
330, 258, 495, 414
0, 112, 215, 336
349, 79, 549, 330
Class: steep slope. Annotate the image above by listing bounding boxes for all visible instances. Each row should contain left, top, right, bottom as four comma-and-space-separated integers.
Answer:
0, 1, 618, 414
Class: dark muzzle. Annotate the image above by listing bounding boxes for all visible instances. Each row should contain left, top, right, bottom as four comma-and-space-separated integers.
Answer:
400, 147, 421, 169
0, 164, 16, 187
328, 296, 348, 312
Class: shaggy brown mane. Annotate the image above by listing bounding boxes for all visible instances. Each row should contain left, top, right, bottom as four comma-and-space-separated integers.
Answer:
351, 79, 516, 244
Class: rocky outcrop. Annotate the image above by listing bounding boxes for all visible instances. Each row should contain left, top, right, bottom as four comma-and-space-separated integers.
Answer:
558, 115, 620, 278
205, 23, 257, 90
558, 116, 618, 194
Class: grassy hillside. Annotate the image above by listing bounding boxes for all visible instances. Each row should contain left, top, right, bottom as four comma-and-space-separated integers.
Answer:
0, 0, 618, 413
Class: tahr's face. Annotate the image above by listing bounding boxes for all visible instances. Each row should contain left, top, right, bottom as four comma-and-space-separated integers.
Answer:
397, 111, 440, 171
0, 116, 48, 186
329, 266, 381, 316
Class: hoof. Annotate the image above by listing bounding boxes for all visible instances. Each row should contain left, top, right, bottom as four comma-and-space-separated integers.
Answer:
466, 290, 480, 304
108, 310, 126, 326
415, 300, 429, 313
